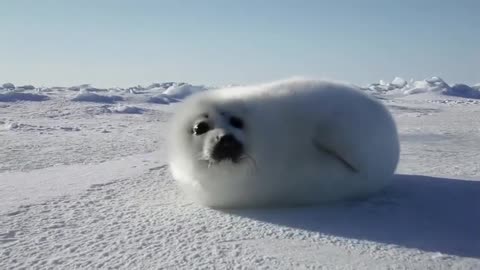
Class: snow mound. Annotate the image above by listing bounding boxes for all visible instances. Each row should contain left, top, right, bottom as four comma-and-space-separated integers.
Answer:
84, 105, 113, 115
364, 76, 480, 99
0, 92, 49, 102
16, 85, 35, 90
400, 77, 480, 99
391, 77, 407, 88
68, 86, 81, 91
365, 76, 449, 94
67, 84, 93, 91
162, 84, 207, 99
0, 81, 211, 104
3, 122, 20, 130
111, 105, 145, 114
143, 82, 179, 90
443, 84, 480, 99
126, 82, 186, 94
1, 83, 15, 90
366, 78, 404, 92
364, 76, 449, 96
403, 77, 450, 94
84, 87, 108, 93
147, 94, 180, 105
71, 91, 124, 104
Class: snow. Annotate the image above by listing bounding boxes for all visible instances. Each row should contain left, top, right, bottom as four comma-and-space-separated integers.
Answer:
147, 94, 179, 104
111, 105, 145, 114
402, 77, 449, 95
3, 122, 20, 130
391, 77, 407, 88
0, 152, 160, 214
71, 91, 124, 104
0, 92, 49, 102
162, 84, 207, 99
444, 84, 480, 99
0, 77, 479, 269
363, 76, 480, 100
2, 83, 15, 90
16, 85, 35, 90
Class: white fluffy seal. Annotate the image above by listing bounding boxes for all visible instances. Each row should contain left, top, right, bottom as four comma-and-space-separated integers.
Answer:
168, 79, 400, 208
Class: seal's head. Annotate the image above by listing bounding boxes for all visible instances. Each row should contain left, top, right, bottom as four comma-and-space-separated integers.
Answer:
169, 92, 252, 173
190, 109, 246, 164
168, 91, 264, 207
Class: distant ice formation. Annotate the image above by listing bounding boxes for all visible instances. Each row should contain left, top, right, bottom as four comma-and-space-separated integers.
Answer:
364, 77, 480, 99
0, 92, 49, 102
1, 77, 479, 103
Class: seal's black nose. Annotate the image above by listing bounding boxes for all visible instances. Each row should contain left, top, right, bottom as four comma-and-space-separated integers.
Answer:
212, 134, 243, 162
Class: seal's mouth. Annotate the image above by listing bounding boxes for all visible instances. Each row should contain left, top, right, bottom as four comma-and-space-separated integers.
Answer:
199, 153, 257, 171
201, 155, 242, 166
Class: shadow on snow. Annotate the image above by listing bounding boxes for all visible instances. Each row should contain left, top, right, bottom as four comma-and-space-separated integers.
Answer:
226, 174, 480, 258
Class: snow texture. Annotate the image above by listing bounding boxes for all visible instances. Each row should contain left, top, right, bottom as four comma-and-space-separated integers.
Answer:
71, 91, 124, 104
0, 77, 479, 269
111, 105, 145, 114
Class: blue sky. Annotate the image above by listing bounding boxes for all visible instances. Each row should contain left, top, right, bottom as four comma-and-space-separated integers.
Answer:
1, 0, 479, 87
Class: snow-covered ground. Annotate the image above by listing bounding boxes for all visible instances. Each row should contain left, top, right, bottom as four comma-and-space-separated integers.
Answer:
1, 78, 479, 269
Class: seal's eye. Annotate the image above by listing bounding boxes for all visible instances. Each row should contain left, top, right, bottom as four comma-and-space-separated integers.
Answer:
193, 121, 210, 135
229, 116, 244, 129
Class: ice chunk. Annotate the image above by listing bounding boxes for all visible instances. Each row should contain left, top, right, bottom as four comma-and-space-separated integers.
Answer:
391, 77, 407, 88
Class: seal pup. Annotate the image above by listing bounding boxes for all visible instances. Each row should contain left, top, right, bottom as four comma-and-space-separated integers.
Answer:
168, 79, 400, 208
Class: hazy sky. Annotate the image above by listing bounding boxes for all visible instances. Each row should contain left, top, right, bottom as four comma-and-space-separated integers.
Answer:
1, 0, 479, 87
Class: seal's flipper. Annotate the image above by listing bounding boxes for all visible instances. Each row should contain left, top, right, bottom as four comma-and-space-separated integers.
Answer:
312, 139, 358, 173
312, 119, 362, 174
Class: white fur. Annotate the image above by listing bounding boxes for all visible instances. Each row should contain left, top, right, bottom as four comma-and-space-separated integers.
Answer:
168, 79, 400, 208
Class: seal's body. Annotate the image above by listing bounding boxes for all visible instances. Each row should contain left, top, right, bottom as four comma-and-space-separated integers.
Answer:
168, 79, 399, 208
